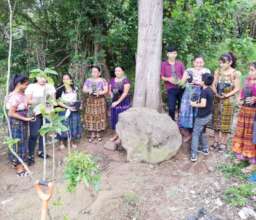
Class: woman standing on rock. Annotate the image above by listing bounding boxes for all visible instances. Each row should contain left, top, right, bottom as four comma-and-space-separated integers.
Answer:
212, 52, 241, 151
109, 66, 131, 142
6, 75, 33, 176
56, 73, 82, 149
83, 66, 108, 143
232, 62, 256, 173
179, 55, 211, 142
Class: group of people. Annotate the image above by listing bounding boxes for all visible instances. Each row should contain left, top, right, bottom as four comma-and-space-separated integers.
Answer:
5, 66, 131, 176
5, 46, 256, 176
161, 46, 256, 173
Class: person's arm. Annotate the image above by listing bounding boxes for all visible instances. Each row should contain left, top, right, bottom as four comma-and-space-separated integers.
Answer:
191, 98, 207, 108
112, 83, 131, 107
8, 106, 32, 121
160, 62, 173, 83
211, 70, 222, 98
223, 71, 241, 98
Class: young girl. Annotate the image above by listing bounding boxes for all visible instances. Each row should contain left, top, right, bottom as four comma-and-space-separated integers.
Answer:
212, 52, 241, 151
25, 75, 56, 165
109, 66, 131, 142
179, 55, 211, 142
56, 74, 82, 149
232, 62, 256, 173
6, 75, 33, 176
83, 66, 108, 142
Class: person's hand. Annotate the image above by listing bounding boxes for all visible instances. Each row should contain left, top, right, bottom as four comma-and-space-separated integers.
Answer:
25, 117, 34, 122
190, 101, 197, 107
68, 106, 76, 112
168, 77, 177, 84
112, 101, 119, 108
216, 94, 224, 99
245, 97, 255, 105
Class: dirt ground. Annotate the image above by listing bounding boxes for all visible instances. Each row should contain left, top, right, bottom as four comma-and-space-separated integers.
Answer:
0, 129, 250, 220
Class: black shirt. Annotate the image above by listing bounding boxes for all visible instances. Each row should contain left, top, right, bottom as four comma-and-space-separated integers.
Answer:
197, 87, 214, 118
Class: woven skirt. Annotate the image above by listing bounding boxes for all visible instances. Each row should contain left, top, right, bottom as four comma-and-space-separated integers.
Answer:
84, 95, 107, 132
232, 106, 256, 162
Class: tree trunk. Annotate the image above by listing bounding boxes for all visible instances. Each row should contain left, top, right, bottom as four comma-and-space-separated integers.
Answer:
133, 0, 163, 110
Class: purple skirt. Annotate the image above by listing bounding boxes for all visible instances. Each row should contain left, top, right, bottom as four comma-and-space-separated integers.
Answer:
111, 97, 131, 130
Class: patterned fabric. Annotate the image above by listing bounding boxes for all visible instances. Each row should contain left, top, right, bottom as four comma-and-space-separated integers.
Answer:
5, 91, 28, 111
213, 87, 234, 133
179, 85, 201, 128
84, 95, 107, 131
57, 110, 82, 140
110, 77, 131, 130
232, 106, 256, 164
9, 115, 28, 164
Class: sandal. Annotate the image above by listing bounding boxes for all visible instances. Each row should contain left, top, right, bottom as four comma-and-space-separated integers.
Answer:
16, 164, 29, 177
242, 164, 256, 174
218, 144, 226, 152
38, 151, 50, 159
96, 133, 102, 142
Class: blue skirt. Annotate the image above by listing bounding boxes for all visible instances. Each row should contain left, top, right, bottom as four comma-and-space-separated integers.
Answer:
111, 97, 131, 130
57, 111, 82, 140
178, 85, 201, 129
9, 117, 28, 164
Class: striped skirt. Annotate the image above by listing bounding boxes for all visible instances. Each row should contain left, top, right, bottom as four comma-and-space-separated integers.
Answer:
179, 85, 201, 129
9, 117, 28, 164
84, 95, 107, 132
213, 88, 234, 133
232, 106, 256, 164
57, 110, 82, 140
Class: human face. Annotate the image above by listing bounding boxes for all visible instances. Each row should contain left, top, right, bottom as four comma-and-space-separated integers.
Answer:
63, 74, 72, 86
219, 60, 231, 70
91, 67, 100, 78
18, 81, 29, 92
36, 76, 47, 85
193, 57, 204, 70
249, 65, 256, 76
167, 51, 177, 60
115, 67, 124, 78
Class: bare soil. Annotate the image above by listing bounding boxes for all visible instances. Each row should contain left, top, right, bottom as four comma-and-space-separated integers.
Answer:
0, 130, 250, 220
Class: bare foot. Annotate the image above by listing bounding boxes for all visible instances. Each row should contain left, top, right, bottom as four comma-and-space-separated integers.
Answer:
71, 144, 77, 149
59, 144, 65, 150
110, 135, 118, 142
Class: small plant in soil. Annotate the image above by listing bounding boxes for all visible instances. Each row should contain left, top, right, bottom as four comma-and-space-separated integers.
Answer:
217, 161, 249, 180
64, 151, 101, 192
224, 183, 256, 207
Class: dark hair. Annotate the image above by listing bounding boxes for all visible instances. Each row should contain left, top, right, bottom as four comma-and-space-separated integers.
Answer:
91, 65, 101, 72
167, 46, 177, 53
249, 62, 256, 69
194, 55, 204, 61
202, 73, 214, 86
115, 66, 125, 71
56, 73, 75, 99
9, 74, 29, 92
219, 52, 237, 68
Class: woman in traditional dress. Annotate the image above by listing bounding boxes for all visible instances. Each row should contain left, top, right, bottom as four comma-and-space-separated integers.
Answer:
232, 62, 256, 173
56, 73, 82, 149
109, 66, 131, 142
6, 75, 33, 176
212, 52, 240, 151
83, 66, 108, 142
179, 55, 211, 142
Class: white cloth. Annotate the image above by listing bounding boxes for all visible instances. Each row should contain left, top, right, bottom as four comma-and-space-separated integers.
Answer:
25, 83, 56, 115
60, 90, 78, 105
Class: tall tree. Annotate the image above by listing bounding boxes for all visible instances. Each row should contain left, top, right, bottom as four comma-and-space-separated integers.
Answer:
133, 0, 163, 110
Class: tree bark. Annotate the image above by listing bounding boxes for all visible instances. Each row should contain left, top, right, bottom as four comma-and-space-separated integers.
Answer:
133, 0, 163, 110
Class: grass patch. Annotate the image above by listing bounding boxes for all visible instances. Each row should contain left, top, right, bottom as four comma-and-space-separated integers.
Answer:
224, 183, 256, 207
217, 161, 249, 180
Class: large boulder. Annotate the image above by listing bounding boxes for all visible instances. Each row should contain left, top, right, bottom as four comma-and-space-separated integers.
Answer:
116, 107, 182, 164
